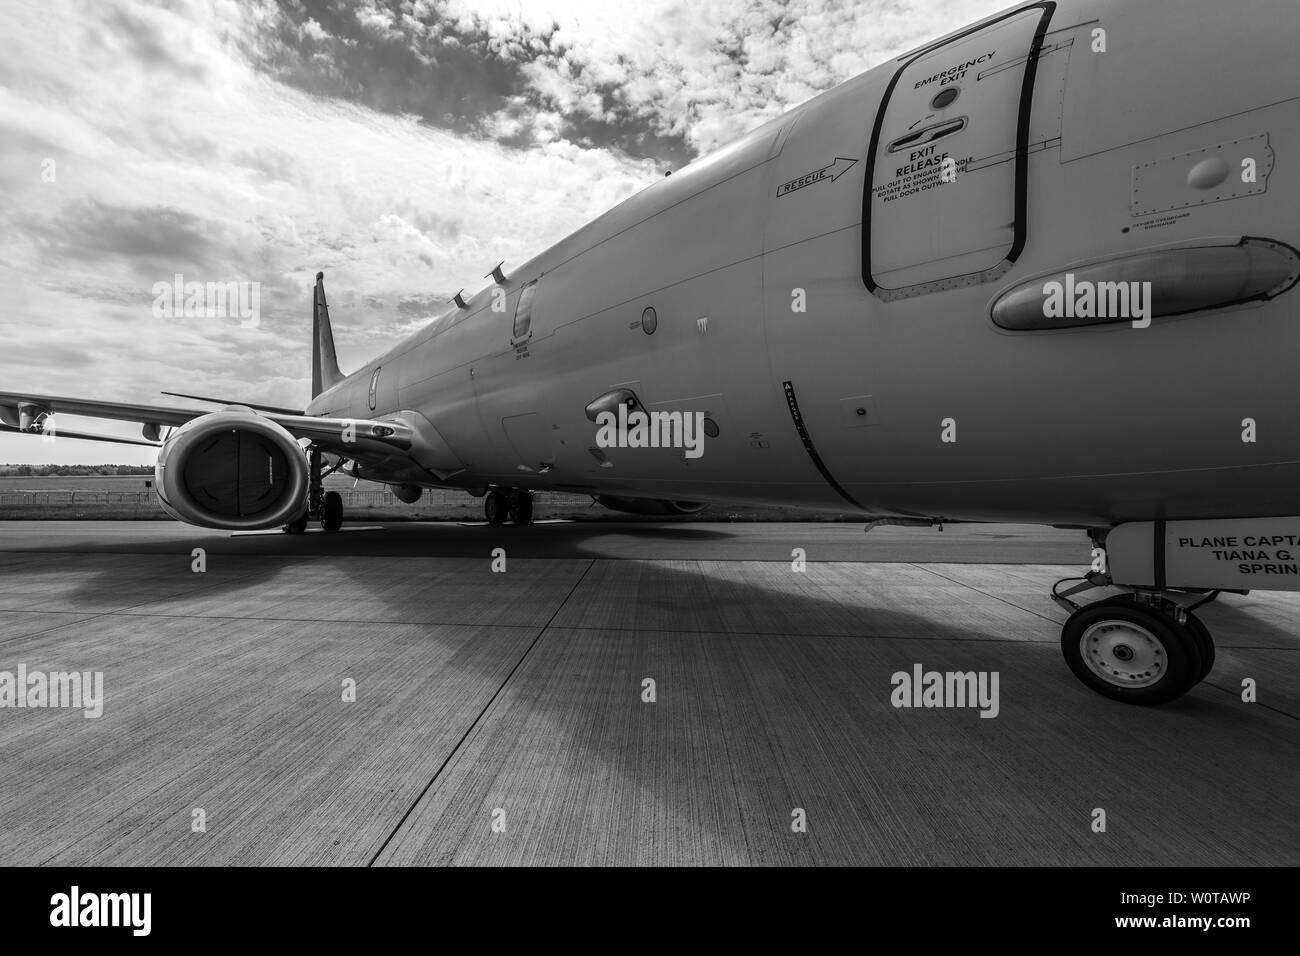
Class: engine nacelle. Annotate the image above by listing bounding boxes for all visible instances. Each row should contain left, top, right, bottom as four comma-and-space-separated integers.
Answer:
154, 409, 309, 530
594, 496, 707, 516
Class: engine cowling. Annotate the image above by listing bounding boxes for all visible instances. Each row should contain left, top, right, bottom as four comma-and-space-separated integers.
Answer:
593, 496, 707, 516
154, 409, 309, 530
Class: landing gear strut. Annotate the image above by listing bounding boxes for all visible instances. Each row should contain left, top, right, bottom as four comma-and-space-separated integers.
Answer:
484, 488, 534, 526
283, 448, 346, 533
1053, 575, 1218, 704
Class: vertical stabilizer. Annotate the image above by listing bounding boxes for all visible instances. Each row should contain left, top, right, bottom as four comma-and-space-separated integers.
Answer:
312, 271, 345, 399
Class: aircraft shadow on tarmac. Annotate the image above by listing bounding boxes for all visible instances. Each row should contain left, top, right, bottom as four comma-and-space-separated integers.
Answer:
22, 521, 1296, 865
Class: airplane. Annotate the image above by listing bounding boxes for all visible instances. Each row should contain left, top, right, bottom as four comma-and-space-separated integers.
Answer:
4, 0, 1300, 706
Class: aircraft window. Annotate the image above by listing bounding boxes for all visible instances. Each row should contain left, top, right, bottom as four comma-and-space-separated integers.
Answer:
513, 279, 539, 340
368, 367, 380, 410
887, 117, 967, 154
641, 306, 658, 335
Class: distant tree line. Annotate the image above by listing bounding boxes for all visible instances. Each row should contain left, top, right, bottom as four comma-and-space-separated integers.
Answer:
0, 464, 155, 476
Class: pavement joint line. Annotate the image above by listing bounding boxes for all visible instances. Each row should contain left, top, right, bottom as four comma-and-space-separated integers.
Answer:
367, 557, 598, 867
0, 572, 298, 648
0, 612, 544, 631
1199, 678, 1300, 722
906, 562, 1065, 625
11, 604, 1292, 651
0, 608, 1065, 645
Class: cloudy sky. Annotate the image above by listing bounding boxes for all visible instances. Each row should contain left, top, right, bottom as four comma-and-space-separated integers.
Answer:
1, 0, 1008, 464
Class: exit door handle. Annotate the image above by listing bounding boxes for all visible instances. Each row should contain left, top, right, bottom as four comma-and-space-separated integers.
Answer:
888, 117, 967, 154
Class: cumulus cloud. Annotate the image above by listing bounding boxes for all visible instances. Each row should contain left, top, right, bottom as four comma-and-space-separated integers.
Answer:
423, 0, 1013, 155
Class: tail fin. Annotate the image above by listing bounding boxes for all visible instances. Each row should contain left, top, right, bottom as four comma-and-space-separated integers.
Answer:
312, 271, 345, 399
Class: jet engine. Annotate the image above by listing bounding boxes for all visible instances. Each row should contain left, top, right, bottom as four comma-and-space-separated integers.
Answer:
593, 496, 707, 516
154, 409, 309, 530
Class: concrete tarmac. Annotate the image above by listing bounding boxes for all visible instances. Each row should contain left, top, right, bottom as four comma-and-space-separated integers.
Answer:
0, 521, 1296, 866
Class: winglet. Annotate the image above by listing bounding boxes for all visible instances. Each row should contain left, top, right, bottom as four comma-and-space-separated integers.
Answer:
312, 272, 345, 399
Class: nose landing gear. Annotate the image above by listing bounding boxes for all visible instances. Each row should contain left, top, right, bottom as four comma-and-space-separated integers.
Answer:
1054, 578, 1219, 704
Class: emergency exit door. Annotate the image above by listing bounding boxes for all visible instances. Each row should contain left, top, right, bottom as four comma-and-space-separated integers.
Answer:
863, 2, 1056, 299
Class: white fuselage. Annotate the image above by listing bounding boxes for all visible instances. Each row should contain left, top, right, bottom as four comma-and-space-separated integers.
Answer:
310, 0, 1300, 528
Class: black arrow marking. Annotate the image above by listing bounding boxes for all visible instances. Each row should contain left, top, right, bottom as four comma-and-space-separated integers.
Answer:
775, 157, 859, 198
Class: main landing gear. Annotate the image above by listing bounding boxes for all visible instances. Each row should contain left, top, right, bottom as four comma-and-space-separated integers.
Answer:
283, 449, 346, 534
1052, 574, 1218, 704
484, 488, 534, 526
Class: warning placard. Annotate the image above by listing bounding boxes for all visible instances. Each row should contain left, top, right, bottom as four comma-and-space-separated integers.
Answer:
873, 146, 974, 205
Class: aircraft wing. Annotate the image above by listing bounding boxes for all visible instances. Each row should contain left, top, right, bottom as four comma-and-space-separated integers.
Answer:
0, 391, 208, 428
0, 422, 160, 447
0, 390, 413, 452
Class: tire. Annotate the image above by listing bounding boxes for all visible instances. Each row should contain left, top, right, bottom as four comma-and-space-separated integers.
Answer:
1061, 597, 1202, 705
510, 492, 534, 525
321, 491, 343, 532
484, 490, 509, 526
283, 511, 308, 534
1183, 610, 1215, 681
